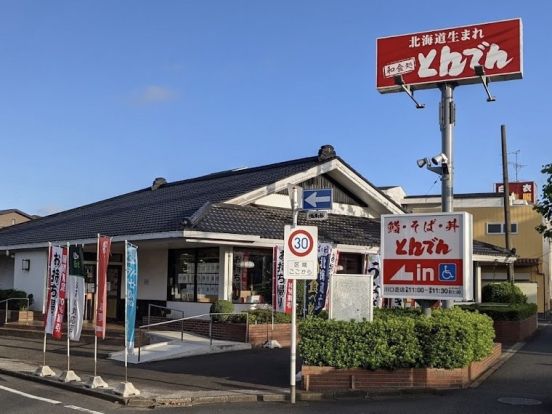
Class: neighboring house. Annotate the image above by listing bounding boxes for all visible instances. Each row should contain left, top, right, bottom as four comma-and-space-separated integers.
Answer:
0, 209, 34, 290
401, 191, 551, 315
0, 209, 33, 228
0, 146, 512, 321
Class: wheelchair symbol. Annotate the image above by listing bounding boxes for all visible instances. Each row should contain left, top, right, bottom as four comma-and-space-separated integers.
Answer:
438, 263, 456, 281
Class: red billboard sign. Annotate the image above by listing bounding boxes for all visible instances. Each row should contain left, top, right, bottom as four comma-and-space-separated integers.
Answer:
495, 181, 536, 204
381, 212, 473, 301
376, 19, 522, 93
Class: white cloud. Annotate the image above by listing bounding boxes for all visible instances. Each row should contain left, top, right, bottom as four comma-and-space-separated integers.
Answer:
35, 205, 63, 217
132, 85, 178, 105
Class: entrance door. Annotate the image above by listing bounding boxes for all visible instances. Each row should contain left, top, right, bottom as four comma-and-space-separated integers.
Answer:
107, 265, 122, 321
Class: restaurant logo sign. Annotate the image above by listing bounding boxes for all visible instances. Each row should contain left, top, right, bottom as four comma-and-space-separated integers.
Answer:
376, 19, 522, 93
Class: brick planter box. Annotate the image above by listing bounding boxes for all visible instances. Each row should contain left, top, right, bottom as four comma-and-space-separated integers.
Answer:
493, 313, 537, 343
302, 343, 501, 392
248, 323, 291, 347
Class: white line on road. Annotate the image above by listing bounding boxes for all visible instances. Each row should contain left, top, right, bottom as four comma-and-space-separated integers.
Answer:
0, 384, 105, 414
64, 405, 105, 414
0, 384, 62, 404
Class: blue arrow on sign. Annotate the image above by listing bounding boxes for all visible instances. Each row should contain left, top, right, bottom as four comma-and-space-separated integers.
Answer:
303, 189, 333, 210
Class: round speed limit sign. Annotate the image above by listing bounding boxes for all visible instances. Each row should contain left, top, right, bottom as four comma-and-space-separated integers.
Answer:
287, 229, 314, 257
284, 225, 318, 280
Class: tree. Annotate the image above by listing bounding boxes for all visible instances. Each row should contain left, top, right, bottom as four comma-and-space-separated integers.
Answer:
534, 163, 552, 241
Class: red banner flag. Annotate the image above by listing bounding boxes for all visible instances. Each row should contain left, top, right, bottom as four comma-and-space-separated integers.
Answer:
44, 245, 68, 340
95, 235, 111, 339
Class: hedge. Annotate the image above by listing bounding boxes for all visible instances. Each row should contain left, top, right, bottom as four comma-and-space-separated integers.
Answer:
460, 303, 538, 321
298, 308, 495, 370
0, 289, 29, 310
482, 282, 527, 304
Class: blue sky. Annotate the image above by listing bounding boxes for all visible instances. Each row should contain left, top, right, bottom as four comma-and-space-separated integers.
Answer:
1, 1, 550, 216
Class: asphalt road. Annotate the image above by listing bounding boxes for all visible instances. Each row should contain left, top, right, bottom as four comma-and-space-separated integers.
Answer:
0, 373, 131, 414
1, 323, 550, 413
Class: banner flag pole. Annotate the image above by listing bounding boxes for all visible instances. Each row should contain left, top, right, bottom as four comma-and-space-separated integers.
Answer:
60, 243, 81, 383
114, 240, 140, 397
85, 234, 108, 389
36, 243, 55, 377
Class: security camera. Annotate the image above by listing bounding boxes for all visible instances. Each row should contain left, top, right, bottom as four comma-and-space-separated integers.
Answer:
431, 153, 448, 165
416, 158, 429, 168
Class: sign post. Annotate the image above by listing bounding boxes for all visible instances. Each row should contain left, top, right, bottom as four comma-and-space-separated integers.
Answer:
377, 20, 522, 310
284, 211, 318, 404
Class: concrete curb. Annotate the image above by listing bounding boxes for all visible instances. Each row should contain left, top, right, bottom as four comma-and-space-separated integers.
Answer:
0, 337, 529, 407
0, 365, 290, 407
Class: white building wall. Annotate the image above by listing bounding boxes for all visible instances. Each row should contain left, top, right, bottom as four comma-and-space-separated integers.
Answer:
0, 256, 14, 290
13, 250, 48, 312
137, 248, 168, 300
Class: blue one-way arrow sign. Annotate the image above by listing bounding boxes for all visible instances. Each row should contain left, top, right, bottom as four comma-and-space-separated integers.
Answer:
303, 189, 333, 210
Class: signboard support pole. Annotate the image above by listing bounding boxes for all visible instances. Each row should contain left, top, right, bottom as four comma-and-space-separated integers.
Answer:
440, 83, 455, 310
290, 186, 299, 404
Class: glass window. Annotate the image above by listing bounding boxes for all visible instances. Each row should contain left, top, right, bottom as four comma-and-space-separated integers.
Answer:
167, 247, 220, 303
337, 253, 363, 274
486, 223, 518, 234
232, 248, 273, 304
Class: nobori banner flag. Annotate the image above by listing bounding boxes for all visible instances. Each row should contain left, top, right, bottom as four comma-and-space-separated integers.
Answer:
44, 245, 68, 340
376, 18, 522, 93
273, 245, 292, 314
95, 235, 111, 340
125, 242, 138, 353
68, 246, 86, 342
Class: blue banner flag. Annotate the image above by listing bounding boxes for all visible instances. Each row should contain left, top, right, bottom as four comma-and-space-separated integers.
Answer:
125, 242, 138, 353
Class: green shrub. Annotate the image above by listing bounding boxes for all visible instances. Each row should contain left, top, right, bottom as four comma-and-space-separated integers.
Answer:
482, 282, 527, 304
415, 308, 495, 368
298, 308, 495, 370
245, 309, 291, 324
461, 303, 538, 321
0, 289, 29, 310
209, 300, 234, 322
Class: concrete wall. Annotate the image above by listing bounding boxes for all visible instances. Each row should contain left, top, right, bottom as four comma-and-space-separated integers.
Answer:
13, 250, 47, 312
137, 248, 168, 300
0, 256, 14, 290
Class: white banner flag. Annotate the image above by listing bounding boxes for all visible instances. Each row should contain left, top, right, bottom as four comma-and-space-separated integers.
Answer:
68, 246, 86, 341
44, 245, 67, 339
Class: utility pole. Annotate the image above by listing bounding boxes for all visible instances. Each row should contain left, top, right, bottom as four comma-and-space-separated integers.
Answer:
501, 125, 515, 283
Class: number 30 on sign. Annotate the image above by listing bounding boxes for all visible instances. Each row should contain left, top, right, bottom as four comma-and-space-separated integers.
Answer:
283, 225, 318, 280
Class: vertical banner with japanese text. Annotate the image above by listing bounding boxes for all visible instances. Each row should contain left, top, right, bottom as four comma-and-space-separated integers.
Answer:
306, 243, 338, 315
44, 245, 68, 340
125, 242, 138, 353
68, 245, 86, 341
273, 245, 292, 314
95, 235, 111, 339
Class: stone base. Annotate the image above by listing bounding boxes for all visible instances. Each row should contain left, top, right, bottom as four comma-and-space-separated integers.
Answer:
59, 370, 81, 383
34, 365, 56, 377
85, 376, 109, 389
114, 381, 140, 397
263, 339, 282, 349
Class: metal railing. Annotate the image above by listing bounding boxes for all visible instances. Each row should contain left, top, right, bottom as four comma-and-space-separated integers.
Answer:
1, 298, 30, 324
137, 311, 249, 362
146, 303, 185, 328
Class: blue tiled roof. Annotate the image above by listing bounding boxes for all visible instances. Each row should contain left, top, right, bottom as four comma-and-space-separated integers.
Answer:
0, 156, 323, 246
190, 203, 509, 256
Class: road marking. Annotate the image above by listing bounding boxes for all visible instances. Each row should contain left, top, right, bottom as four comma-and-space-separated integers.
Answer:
64, 405, 105, 414
0, 384, 62, 404
0, 385, 105, 414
